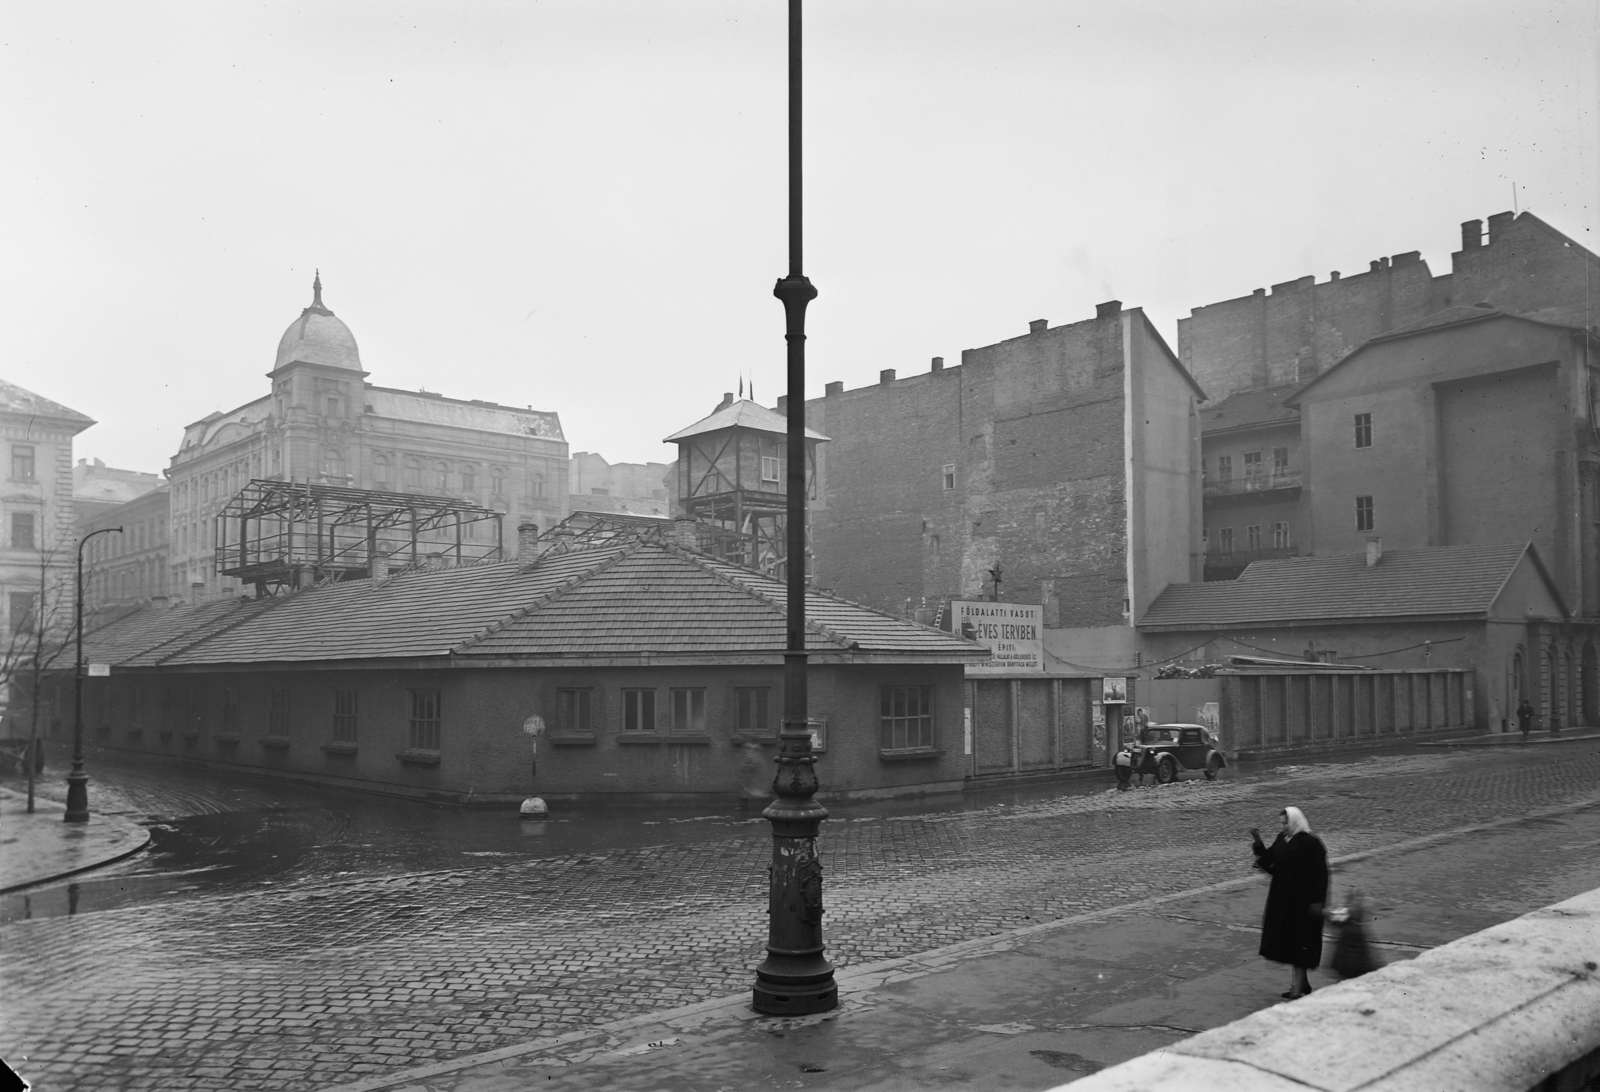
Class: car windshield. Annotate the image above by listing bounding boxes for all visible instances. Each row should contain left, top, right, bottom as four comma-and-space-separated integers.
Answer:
1139, 728, 1178, 744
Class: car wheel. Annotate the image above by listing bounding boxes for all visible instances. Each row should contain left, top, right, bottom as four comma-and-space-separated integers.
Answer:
1205, 755, 1222, 780
1155, 756, 1178, 784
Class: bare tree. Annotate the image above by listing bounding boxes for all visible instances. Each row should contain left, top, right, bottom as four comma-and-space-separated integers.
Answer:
0, 521, 75, 813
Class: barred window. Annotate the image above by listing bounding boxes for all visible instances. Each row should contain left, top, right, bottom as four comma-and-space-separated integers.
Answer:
269, 688, 291, 736
881, 685, 935, 751
558, 688, 592, 733
409, 689, 441, 750
670, 688, 706, 733
736, 687, 770, 735
623, 688, 655, 733
333, 690, 358, 743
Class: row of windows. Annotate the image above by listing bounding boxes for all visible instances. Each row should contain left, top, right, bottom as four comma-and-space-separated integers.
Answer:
1213, 447, 1290, 482
101, 683, 940, 755
1205, 522, 1292, 555
368, 455, 540, 498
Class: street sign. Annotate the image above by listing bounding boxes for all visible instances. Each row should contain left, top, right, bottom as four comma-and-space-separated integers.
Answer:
87, 664, 110, 677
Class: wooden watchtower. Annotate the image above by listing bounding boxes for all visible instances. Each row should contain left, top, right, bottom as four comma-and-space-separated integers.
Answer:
663, 395, 828, 575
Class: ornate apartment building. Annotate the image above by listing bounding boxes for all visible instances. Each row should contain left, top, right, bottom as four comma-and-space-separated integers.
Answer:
168, 277, 569, 597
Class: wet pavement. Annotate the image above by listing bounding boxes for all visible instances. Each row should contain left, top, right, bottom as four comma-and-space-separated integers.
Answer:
2, 739, 1599, 1090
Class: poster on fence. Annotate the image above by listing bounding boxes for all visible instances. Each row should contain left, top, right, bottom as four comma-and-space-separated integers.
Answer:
951, 601, 1044, 674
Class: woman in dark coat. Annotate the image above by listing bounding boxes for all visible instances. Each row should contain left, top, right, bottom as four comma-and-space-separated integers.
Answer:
1251, 805, 1329, 999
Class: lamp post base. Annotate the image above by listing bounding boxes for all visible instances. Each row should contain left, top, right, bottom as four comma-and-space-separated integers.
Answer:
64, 766, 90, 823
753, 968, 838, 1015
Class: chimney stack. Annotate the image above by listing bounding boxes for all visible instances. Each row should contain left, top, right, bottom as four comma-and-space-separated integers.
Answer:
824, 381, 843, 396
930, 356, 944, 372
190, 581, 205, 602
879, 369, 896, 384
1095, 300, 1122, 319
717, 392, 734, 411
425, 552, 444, 571
1028, 319, 1048, 333
671, 517, 699, 551
517, 523, 541, 569
1365, 536, 1383, 568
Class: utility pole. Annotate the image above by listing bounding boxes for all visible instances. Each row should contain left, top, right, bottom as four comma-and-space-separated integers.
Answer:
753, 0, 836, 1016
67, 526, 122, 823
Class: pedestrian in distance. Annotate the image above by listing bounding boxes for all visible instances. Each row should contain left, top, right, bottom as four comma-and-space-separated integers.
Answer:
1517, 698, 1535, 744
1250, 805, 1330, 1000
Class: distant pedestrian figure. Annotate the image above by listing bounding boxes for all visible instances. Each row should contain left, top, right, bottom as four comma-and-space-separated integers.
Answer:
1251, 805, 1329, 1000
737, 741, 770, 805
1517, 698, 1535, 743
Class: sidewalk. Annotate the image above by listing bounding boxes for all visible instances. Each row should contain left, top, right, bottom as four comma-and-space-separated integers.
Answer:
0, 785, 149, 893
320, 793, 1600, 1092
1416, 726, 1600, 747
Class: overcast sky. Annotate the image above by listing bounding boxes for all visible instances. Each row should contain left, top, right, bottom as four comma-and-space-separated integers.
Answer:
2, 1, 1595, 474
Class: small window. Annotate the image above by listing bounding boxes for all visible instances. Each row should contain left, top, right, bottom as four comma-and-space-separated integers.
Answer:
529, 475, 544, 499
405, 459, 421, 489
1216, 456, 1232, 483
491, 467, 506, 496
222, 688, 240, 733
1218, 528, 1234, 555
761, 456, 780, 484
942, 464, 956, 490
623, 688, 656, 732
1242, 451, 1262, 479
269, 688, 291, 736
1273, 522, 1290, 549
670, 688, 707, 733
1356, 495, 1375, 531
436, 463, 449, 491
9, 591, 36, 635
1246, 525, 1261, 551
881, 685, 935, 751
1354, 413, 1373, 449
1272, 446, 1289, 474
333, 690, 358, 742
11, 512, 35, 550
558, 688, 592, 734
325, 397, 341, 417
461, 466, 476, 493
409, 689, 441, 750
736, 687, 770, 735
11, 445, 35, 482
374, 456, 390, 486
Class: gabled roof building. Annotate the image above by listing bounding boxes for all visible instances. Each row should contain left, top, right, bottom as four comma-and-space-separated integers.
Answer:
78, 529, 987, 803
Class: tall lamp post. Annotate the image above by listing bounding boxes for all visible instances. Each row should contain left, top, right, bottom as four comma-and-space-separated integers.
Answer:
65, 526, 121, 824
753, 0, 837, 1015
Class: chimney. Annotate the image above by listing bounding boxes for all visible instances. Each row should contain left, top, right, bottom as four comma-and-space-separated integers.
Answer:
190, 581, 205, 602
931, 356, 944, 372
150, 594, 171, 609
671, 517, 699, 550
776, 394, 788, 414
1460, 219, 1483, 249
879, 369, 896, 384
1365, 536, 1382, 568
716, 392, 734, 411
295, 568, 314, 590
1028, 319, 1048, 333
425, 551, 444, 571
824, 380, 843, 396
1095, 300, 1122, 319
1486, 210, 1515, 241
1329, 271, 1340, 281
517, 522, 541, 568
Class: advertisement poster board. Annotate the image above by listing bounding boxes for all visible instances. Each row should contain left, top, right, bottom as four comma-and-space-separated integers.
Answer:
1101, 676, 1128, 703
951, 601, 1044, 674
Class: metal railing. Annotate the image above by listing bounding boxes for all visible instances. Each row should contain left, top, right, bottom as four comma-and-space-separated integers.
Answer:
1203, 469, 1301, 497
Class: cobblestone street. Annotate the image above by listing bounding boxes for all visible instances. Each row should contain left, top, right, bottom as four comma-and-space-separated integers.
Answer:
4, 742, 1599, 1091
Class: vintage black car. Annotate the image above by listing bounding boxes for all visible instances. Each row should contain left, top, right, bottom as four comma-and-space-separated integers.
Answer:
1116, 723, 1227, 784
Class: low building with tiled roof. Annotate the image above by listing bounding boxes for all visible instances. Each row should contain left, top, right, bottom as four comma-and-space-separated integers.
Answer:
77, 531, 988, 804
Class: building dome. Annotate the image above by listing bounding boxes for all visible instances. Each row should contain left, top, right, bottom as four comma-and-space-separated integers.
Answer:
274, 273, 362, 371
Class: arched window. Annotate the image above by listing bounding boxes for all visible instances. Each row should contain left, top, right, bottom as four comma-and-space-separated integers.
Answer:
530, 474, 545, 499
490, 466, 506, 496
405, 459, 421, 489
373, 455, 390, 487
460, 465, 476, 493
436, 462, 450, 491
323, 448, 344, 479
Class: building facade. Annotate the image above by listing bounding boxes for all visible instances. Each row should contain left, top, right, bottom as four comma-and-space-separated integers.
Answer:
72, 458, 161, 526
167, 277, 571, 598
0, 381, 93, 642
79, 485, 171, 607
794, 300, 1205, 669
569, 451, 672, 517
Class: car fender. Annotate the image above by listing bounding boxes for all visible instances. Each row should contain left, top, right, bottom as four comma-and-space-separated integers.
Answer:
1206, 750, 1227, 766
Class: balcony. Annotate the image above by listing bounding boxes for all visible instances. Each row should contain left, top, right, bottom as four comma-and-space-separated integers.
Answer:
1204, 469, 1301, 498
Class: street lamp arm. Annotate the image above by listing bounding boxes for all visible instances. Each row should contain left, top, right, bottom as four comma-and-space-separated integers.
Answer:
66, 525, 121, 823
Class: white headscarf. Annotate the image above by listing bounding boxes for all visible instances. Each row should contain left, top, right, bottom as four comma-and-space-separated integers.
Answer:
1282, 806, 1312, 838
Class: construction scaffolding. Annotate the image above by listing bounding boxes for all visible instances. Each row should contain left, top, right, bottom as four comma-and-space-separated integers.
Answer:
216, 480, 504, 595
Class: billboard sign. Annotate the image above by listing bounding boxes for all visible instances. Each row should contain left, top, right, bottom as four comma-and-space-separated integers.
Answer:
951, 601, 1044, 674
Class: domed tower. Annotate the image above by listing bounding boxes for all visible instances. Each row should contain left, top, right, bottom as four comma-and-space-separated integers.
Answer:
267, 272, 368, 484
